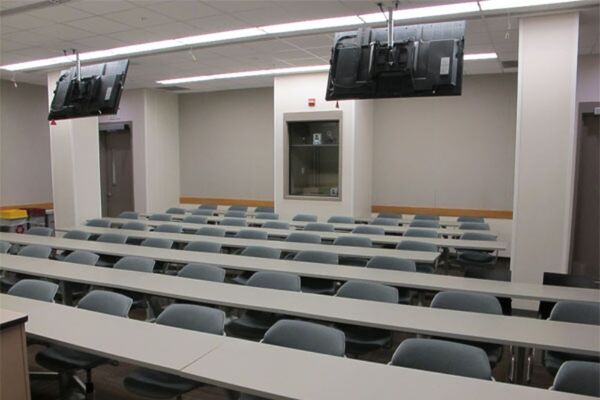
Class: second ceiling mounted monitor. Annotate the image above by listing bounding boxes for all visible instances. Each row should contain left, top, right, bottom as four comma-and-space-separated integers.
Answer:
325, 21, 466, 101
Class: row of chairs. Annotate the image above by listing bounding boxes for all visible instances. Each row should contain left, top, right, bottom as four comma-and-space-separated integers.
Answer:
7, 280, 599, 399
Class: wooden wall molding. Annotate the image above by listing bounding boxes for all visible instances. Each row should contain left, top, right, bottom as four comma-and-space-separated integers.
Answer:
180, 197, 274, 208
0, 202, 53, 210
372, 205, 513, 219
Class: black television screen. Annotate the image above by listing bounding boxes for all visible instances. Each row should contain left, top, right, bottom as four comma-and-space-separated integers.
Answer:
48, 59, 129, 120
325, 21, 465, 100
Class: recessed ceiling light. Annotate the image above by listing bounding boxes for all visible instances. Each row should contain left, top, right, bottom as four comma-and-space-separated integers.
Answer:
464, 52, 498, 60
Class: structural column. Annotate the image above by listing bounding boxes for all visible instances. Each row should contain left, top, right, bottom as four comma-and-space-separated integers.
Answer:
510, 13, 580, 305
47, 71, 102, 229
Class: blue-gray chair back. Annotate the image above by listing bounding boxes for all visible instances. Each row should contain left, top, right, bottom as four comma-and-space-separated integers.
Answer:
149, 213, 172, 221
78, 290, 133, 317
327, 216, 354, 224
263, 319, 345, 356
27, 227, 53, 236
304, 223, 335, 232
121, 221, 147, 231
195, 227, 226, 237
165, 207, 186, 215
185, 241, 222, 253
337, 281, 398, 303
263, 221, 290, 230
549, 301, 600, 325
370, 217, 399, 226
460, 232, 497, 241
333, 236, 372, 248
86, 219, 111, 227
198, 204, 218, 210
63, 230, 92, 240
352, 225, 385, 235
224, 211, 246, 218
409, 220, 440, 228
255, 206, 274, 213
8, 279, 58, 302
157, 304, 225, 335
64, 251, 99, 266
390, 338, 492, 380
241, 246, 281, 259
154, 224, 183, 234
221, 218, 246, 227
431, 291, 502, 315
228, 205, 248, 212
293, 214, 318, 222
114, 256, 156, 273
118, 211, 139, 219
404, 229, 438, 238
191, 209, 213, 216
286, 232, 321, 244
18, 245, 52, 259
183, 215, 208, 224
0, 241, 12, 254
366, 256, 416, 272
413, 215, 439, 221
552, 361, 600, 397
236, 229, 268, 240
247, 271, 301, 292
378, 213, 402, 219
256, 212, 279, 220
293, 250, 338, 265
141, 238, 173, 249
178, 263, 226, 282
97, 233, 128, 244
457, 216, 485, 223
396, 240, 438, 252
459, 222, 490, 231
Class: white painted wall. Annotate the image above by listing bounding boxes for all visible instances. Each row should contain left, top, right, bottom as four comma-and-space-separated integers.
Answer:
511, 13, 580, 308
178, 88, 274, 200
0, 80, 52, 206
353, 99, 374, 218
99, 89, 147, 212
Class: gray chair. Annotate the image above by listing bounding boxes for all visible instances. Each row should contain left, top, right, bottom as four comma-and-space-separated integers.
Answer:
366, 256, 416, 303
113, 257, 156, 318
403, 228, 438, 238
198, 204, 218, 210
182, 215, 208, 224
184, 241, 222, 253
8, 279, 58, 302
413, 215, 439, 221
255, 212, 279, 220
96, 233, 128, 267
285, 232, 321, 244
36, 291, 133, 397
264, 319, 345, 356
228, 205, 248, 212
456, 232, 498, 268
431, 291, 504, 367
63, 230, 92, 241
390, 338, 492, 380
118, 211, 139, 219
0, 240, 12, 254
235, 229, 268, 240
178, 263, 226, 282
154, 224, 183, 234
26, 227, 53, 236
86, 219, 111, 228
333, 236, 372, 248
224, 210, 247, 218
370, 217, 399, 226
304, 222, 335, 232
195, 227, 226, 237
165, 207, 186, 215
459, 222, 490, 231
328, 216, 354, 224
543, 301, 600, 375
263, 221, 290, 230
221, 218, 247, 227
378, 213, 402, 219
121, 221, 147, 231
255, 206, 274, 213
18, 245, 52, 259
61, 251, 100, 299
293, 214, 318, 222
457, 216, 485, 223
123, 304, 225, 399
409, 220, 440, 228
233, 246, 282, 285
191, 209, 213, 216
141, 238, 173, 249
226, 272, 301, 340
335, 281, 398, 354
552, 361, 600, 397
396, 240, 438, 273
352, 225, 384, 235
293, 251, 338, 295
464, 268, 512, 316
149, 213, 172, 221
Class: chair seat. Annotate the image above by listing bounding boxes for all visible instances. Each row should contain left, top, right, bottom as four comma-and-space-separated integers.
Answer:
231, 271, 253, 285
123, 368, 199, 399
225, 311, 280, 340
301, 278, 336, 295
544, 350, 600, 376
36, 345, 107, 372
338, 324, 392, 354
433, 337, 503, 368
457, 251, 495, 264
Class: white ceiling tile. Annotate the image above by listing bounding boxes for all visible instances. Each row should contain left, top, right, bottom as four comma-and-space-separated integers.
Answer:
281, 34, 333, 49
72, 35, 128, 50
230, 6, 291, 26
0, 13, 55, 29
107, 28, 168, 44
66, 16, 133, 34
145, 0, 221, 21
143, 22, 202, 38
30, 24, 97, 41
0, 0, 39, 10
0, 40, 31, 52
26, 4, 94, 22
66, 0, 138, 15
103, 7, 175, 28
203, 1, 275, 13
186, 13, 253, 33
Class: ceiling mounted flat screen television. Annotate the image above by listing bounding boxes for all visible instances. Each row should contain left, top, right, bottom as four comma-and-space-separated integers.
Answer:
325, 21, 465, 101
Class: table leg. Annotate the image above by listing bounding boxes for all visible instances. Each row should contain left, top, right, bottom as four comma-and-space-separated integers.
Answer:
62, 281, 74, 306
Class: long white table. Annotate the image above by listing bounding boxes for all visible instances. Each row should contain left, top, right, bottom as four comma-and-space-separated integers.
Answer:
2, 254, 599, 360
71, 226, 446, 260
2, 235, 598, 304
90, 221, 506, 251
2, 295, 591, 400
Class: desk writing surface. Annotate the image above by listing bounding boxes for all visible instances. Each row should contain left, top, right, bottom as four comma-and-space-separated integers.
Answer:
102, 218, 505, 251
1, 255, 599, 356
0, 308, 28, 330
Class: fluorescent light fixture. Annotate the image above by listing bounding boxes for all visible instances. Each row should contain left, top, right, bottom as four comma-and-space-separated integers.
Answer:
479, 0, 586, 11
464, 52, 498, 60
261, 16, 364, 34
157, 65, 331, 85
360, 2, 479, 23
179, 28, 266, 45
